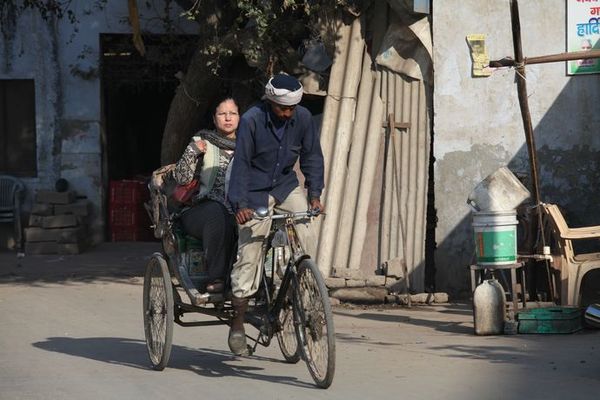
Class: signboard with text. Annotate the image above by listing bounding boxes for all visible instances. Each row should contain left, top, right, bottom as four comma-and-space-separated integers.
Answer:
567, 0, 600, 75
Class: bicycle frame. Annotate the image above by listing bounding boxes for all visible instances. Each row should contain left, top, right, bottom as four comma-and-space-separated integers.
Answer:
245, 211, 315, 350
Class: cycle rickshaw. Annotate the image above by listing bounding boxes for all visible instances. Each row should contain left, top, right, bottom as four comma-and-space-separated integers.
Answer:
142, 165, 336, 388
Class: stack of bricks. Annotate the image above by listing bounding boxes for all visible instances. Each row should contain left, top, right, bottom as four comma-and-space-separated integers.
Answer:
25, 190, 89, 255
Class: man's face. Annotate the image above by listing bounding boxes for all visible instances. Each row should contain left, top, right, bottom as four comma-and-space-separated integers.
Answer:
269, 101, 296, 121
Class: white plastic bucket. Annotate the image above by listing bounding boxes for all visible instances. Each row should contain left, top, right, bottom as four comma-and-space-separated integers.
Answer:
472, 210, 518, 265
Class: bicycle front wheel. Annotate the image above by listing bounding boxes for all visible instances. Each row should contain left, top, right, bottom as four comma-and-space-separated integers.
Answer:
294, 258, 335, 388
143, 253, 174, 370
276, 286, 301, 363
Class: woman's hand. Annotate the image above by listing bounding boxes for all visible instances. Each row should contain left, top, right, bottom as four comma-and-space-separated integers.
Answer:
194, 139, 207, 154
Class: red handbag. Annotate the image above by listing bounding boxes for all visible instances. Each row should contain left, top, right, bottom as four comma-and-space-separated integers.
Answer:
172, 178, 199, 204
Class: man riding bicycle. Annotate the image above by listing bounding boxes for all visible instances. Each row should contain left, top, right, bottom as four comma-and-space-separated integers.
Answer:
227, 73, 325, 356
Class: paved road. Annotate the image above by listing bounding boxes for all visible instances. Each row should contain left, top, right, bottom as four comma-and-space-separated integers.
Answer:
1, 244, 599, 399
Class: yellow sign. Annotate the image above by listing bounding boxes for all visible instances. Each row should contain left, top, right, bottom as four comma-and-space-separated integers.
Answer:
467, 34, 492, 77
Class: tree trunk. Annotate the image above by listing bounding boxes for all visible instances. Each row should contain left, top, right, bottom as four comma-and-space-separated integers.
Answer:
160, 45, 226, 165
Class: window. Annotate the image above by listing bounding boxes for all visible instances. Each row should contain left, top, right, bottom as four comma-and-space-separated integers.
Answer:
0, 79, 37, 177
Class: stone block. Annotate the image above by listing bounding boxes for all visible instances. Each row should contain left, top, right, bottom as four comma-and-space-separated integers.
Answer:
28, 215, 43, 227
54, 200, 90, 216
366, 275, 387, 287
333, 269, 370, 280
385, 294, 398, 304
433, 292, 449, 303
384, 294, 411, 305
385, 257, 406, 278
42, 215, 78, 229
386, 277, 409, 293
324, 277, 346, 289
36, 190, 76, 205
330, 287, 388, 304
410, 293, 435, 304
57, 243, 84, 255
346, 279, 366, 288
328, 297, 341, 306
31, 203, 54, 216
25, 227, 83, 243
397, 294, 410, 305
25, 241, 58, 255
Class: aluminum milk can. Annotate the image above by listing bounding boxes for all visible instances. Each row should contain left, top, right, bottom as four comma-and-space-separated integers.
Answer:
473, 279, 506, 335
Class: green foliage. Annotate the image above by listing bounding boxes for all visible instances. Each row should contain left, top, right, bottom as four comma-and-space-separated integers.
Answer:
181, 0, 342, 76
3, 0, 347, 79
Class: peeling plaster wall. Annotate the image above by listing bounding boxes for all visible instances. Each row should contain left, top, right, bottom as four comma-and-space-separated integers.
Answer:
0, 2, 195, 244
433, 0, 600, 295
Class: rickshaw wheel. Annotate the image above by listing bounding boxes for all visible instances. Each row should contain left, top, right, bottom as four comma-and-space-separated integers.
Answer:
276, 286, 301, 363
143, 253, 174, 370
294, 259, 336, 388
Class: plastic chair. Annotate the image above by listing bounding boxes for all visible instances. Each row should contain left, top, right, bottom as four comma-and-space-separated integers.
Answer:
543, 203, 600, 306
0, 175, 25, 253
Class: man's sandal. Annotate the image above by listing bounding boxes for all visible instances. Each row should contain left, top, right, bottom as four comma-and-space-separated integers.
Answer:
228, 330, 250, 356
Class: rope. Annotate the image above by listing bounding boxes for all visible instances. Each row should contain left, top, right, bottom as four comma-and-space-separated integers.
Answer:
181, 83, 201, 107
513, 63, 527, 81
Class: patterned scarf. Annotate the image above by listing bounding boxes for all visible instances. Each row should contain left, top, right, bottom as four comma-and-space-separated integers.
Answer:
197, 129, 236, 151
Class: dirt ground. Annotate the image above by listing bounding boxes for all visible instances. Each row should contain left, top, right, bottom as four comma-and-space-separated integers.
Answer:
1, 243, 599, 399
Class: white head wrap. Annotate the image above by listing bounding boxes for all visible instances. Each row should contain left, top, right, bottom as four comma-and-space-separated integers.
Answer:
264, 75, 303, 106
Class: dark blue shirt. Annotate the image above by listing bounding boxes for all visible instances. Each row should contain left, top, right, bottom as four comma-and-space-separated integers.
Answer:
228, 102, 324, 211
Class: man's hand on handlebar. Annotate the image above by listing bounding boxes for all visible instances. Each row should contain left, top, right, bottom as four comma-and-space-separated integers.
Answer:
235, 208, 255, 225
310, 198, 324, 215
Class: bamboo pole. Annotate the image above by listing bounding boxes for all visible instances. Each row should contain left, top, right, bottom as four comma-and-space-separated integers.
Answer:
348, 74, 384, 269
317, 17, 365, 276
509, 0, 553, 301
490, 49, 600, 67
333, 51, 375, 270
315, 19, 351, 259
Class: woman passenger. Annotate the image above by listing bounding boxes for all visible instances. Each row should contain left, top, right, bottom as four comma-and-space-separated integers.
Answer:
173, 96, 239, 294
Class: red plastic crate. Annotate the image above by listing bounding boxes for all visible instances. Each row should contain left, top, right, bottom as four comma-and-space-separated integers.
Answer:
109, 204, 147, 227
109, 180, 149, 205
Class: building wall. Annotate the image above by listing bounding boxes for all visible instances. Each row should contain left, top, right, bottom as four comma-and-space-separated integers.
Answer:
0, 2, 195, 244
432, 0, 600, 295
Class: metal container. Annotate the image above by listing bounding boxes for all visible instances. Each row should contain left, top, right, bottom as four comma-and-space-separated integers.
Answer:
473, 279, 505, 335
467, 166, 530, 212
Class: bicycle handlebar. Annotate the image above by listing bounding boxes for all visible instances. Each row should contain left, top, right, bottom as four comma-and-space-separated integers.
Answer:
253, 208, 322, 221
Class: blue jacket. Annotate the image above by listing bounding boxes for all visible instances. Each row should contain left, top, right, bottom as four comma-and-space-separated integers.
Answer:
228, 102, 324, 211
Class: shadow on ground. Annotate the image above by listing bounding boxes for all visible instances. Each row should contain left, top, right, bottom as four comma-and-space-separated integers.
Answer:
32, 336, 314, 388
0, 242, 160, 286
334, 303, 474, 335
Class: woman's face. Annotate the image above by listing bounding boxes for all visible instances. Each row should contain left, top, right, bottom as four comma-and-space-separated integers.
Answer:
213, 99, 239, 137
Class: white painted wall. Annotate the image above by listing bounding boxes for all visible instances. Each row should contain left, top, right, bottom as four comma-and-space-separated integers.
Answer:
0, 1, 196, 243
433, 0, 600, 294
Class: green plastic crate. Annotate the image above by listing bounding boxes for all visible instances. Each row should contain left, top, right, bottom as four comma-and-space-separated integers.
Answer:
517, 307, 582, 334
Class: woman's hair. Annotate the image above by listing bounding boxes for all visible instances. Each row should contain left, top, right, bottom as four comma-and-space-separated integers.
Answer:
204, 95, 240, 130
212, 95, 239, 115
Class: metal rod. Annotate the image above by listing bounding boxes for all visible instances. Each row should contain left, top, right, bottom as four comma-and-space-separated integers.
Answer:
377, 114, 393, 271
